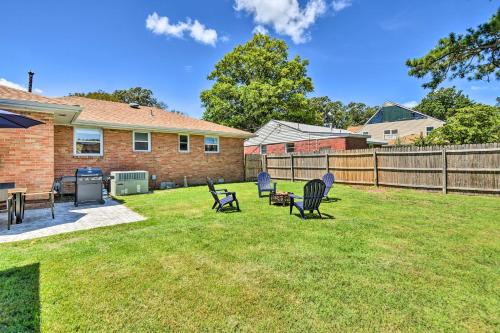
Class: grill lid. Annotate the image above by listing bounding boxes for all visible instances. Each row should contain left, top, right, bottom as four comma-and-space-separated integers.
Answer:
75, 167, 103, 177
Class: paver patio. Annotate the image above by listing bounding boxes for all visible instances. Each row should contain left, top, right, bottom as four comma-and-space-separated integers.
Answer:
0, 199, 145, 243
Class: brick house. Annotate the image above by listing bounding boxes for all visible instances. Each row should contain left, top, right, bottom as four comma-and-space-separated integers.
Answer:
244, 120, 385, 155
0, 86, 253, 193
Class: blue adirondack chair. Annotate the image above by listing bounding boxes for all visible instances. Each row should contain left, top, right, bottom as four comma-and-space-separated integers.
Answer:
207, 178, 240, 213
322, 173, 335, 200
289, 179, 326, 220
256, 172, 276, 197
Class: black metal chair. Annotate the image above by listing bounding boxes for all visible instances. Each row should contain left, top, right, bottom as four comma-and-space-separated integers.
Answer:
289, 179, 326, 220
322, 173, 335, 200
256, 172, 276, 197
207, 178, 240, 213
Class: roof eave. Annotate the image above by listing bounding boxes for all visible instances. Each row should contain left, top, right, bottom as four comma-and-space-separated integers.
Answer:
0, 99, 82, 114
71, 120, 255, 138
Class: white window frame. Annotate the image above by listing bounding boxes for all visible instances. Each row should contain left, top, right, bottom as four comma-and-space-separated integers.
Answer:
260, 144, 267, 154
285, 142, 295, 153
204, 136, 220, 153
133, 131, 151, 152
426, 126, 434, 135
73, 127, 103, 157
178, 134, 190, 153
384, 129, 398, 140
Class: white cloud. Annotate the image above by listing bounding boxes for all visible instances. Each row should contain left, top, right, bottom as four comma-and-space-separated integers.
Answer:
0, 78, 43, 94
332, 0, 352, 12
0, 78, 26, 91
402, 101, 419, 109
146, 12, 218, 46
234, 0, 327, 44
253, 25, 269, 35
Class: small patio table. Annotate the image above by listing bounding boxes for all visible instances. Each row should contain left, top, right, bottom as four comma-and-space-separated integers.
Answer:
8, 187, 27, 224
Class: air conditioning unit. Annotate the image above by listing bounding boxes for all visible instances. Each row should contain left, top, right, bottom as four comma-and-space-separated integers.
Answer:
110, 171, 149, 196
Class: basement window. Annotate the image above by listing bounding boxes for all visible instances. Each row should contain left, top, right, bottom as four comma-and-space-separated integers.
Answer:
204, 136, 219, 153
74, 128, 103, 156
179, 134, 189, 152
133, 131, 151, 152
285, 142, 295, 153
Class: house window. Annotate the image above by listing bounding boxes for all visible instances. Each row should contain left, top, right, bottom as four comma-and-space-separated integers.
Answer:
74, 128, 103, 156
260, 145, 267, 154
426, 126, 434, 135
179, 134, 189, 152
285, 142, 295, 153
133, 131, 151, 152
204, 136, 219, 153
362, 131, 371, 138
384, 129, 398, 140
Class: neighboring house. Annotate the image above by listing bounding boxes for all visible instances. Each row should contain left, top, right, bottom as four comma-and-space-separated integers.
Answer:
0, 85, 253, 193
349, 102, 445, 144
244, 120, 385, 155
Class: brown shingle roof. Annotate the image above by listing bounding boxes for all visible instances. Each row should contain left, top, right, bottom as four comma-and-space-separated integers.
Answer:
57, 96, 253, 138
0, 85, 72, 106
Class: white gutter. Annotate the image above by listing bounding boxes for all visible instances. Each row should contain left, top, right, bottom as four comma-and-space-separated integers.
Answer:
0, 99, 82, 114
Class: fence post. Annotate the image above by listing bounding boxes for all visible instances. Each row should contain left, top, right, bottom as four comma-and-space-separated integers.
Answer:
290, 154, 294, 182
373, 148, 378, 187
262, 154, 267, 173
442, 148, 447, 194
325, 153, 329, 174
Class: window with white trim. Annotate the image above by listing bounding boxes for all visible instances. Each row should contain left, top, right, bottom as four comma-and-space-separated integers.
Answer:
384, 129, 398, 140
179, 134, 189, 152
204, 136, 219, 153
133, 132, 151, 152
260, 145, 267, 154
74, 128, 103, 156
426, 126, 434, 135
285, 142, 295, 153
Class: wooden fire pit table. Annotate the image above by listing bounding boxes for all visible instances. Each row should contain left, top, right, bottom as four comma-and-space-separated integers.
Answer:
269, 191, 291, 206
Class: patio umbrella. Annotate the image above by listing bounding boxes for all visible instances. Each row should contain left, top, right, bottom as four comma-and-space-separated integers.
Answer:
0, 109, 44, 128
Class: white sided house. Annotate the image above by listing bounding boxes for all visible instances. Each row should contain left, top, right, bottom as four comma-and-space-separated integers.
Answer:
351, 102, 445, 144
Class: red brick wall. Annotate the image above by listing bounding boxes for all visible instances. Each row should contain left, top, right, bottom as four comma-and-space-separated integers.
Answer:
244, 137, 368, 155
0, 111, 54, 192
54, 126, 244, 185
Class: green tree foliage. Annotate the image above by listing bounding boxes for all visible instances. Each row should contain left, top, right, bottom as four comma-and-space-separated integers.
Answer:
407, 9, 499, 89
415, 104, 500, 145
70, 87, 166, 109
201, 34, 321, 132
345, 102, 378, 126
310, 96, 378, 129
415, 87, 475, 121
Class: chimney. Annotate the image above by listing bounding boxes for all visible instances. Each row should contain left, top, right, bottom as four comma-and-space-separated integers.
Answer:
28, 71, 34, 93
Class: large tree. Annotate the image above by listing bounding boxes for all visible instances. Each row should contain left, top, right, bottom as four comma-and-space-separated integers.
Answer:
310, 97, 349, 129
407, 9, 499, 89
201, 34, 321, 132
415, 87, 475, 121
416, 104, 500, 145
70, 87, 166, 109
345, 102, 378, 126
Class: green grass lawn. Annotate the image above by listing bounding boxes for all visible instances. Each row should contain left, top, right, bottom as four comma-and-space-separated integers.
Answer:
1, 182, 499, 332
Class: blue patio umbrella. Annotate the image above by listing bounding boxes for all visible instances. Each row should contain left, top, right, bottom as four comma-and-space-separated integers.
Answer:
0, 109, 44, 128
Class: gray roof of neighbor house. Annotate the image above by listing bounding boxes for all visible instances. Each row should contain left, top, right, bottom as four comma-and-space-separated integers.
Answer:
364, 101, 445, 125
245, 120, 385, 146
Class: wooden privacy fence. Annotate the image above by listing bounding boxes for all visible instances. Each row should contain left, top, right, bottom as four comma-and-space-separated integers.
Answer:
244, 143, 500, 194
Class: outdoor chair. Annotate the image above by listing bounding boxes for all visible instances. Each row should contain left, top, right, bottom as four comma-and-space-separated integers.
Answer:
256, 172, 276, 197
0, 185, 15, 230
289, 179, 326, 220
322, 173, 335, 200
207, 178, 240, 213
21, 181, 56, 220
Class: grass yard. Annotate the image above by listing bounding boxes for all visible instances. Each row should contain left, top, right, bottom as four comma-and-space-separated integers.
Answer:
0, 182, 499, 332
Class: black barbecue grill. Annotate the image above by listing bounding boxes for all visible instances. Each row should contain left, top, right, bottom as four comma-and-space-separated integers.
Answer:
75, 167, 105, 206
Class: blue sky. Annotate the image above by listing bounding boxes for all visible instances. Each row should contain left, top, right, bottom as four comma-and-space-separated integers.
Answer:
1, 0, 498, 118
